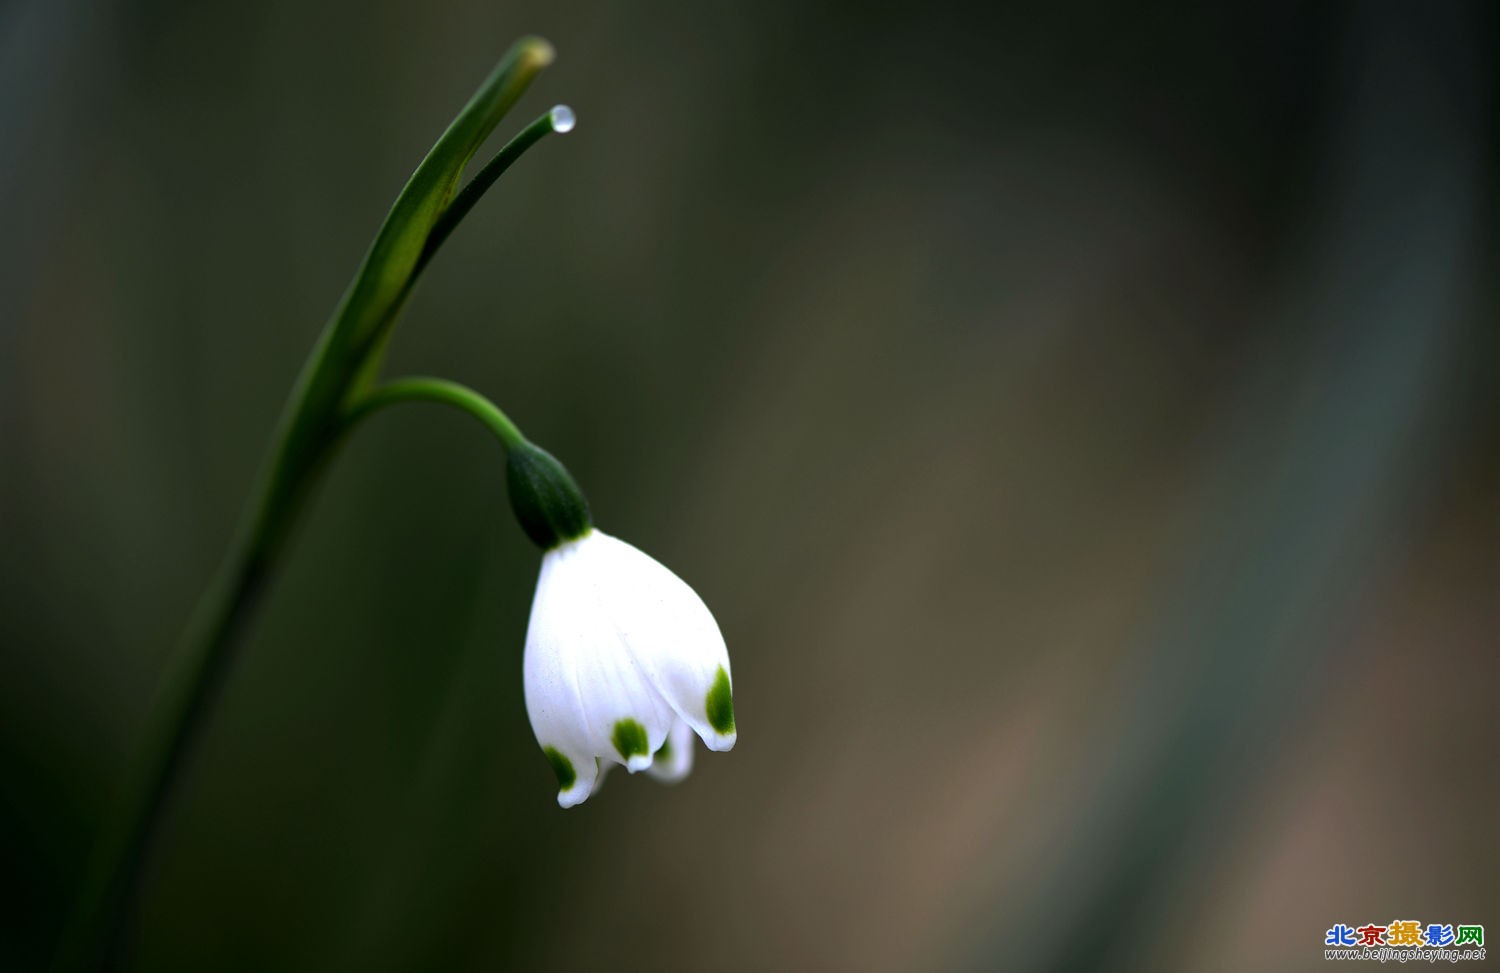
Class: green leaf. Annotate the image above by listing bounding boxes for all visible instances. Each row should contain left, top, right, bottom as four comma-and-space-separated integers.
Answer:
57, 44, 565, 970
255, 37, 556, 561
316, 35, 553, 404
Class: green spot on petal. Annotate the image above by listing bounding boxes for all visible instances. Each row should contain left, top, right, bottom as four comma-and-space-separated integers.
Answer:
543, 746, 575, 790
706, 666, 735, 735
654, 733, 673, 763
612, 718, 649, 761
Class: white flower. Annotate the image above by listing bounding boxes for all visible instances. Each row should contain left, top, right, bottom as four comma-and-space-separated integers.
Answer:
522, 528, 735, 807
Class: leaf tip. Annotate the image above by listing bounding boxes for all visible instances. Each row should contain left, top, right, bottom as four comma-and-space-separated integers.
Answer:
516, 36, 556, 72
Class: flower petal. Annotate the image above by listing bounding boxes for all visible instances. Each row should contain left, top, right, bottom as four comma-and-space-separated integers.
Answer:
561, 613, 678, 771
524, 534, 676, 773
585, 532, 738, 751
524, 545, 606, 805
646, 717, 695, 783
544, 746, 601, 808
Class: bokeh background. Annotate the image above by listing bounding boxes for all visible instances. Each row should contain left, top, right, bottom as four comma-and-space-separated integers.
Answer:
2, 1, 1496, 970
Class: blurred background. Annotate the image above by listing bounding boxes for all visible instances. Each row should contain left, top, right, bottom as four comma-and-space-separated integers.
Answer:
1, 1, 1495, 970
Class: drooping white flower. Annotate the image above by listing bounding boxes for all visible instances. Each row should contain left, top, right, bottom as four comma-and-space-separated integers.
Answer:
522, 528, 735, 807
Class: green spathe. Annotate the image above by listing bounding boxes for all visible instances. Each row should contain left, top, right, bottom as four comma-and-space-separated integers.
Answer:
706, 666, 735, 735
506, 441, 592, 549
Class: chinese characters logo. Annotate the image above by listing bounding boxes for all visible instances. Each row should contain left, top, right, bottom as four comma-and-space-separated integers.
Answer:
1325, 920, 1484, 953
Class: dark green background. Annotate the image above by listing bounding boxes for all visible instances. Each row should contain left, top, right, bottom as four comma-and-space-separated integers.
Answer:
2, 1, 1495, 970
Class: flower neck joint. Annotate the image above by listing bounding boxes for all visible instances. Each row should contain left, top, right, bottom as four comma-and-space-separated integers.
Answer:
506, 441, 592, 549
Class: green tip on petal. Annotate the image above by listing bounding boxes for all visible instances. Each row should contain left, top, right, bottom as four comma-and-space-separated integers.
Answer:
706, 666, 735, 735
654, 733, 673, 763
543, 746, 575, 790
612, 718, 650, 761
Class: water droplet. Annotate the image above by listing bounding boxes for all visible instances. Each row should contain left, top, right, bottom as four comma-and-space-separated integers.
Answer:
550, 105, 576, 133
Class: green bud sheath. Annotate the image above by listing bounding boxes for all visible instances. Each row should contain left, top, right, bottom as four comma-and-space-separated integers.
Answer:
506, 441, 592, 549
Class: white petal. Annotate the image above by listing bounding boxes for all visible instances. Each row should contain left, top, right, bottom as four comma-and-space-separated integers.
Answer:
523, 635, 600, 808
555, 753, 600, 809
586, 532, 737, 751
646, 718, 695, 783
524, 547, 601, 805
563, 587, 677, 769
523, 534, 675, 780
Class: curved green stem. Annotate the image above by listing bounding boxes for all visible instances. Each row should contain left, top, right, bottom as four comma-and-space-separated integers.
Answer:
345, 376, 592, 553
343, 377, 529, 449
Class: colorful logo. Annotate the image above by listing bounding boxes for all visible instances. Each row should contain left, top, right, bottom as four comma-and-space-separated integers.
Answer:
1325, 921, 1484, 949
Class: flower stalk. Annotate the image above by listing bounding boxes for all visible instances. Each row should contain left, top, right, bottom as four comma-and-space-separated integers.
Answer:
60, 37, 569, 970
